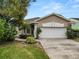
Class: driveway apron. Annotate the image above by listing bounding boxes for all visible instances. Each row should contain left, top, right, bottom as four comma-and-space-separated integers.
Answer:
39, 39, 79, 59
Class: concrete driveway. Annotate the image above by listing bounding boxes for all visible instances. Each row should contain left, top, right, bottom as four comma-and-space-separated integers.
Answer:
39, 39, 79, 59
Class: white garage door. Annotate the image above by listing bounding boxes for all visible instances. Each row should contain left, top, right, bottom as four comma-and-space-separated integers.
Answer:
39, 27, 67, 38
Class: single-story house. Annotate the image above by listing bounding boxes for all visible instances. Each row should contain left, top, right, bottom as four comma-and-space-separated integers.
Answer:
27, 13, 70, 39
70, 18, 79, 30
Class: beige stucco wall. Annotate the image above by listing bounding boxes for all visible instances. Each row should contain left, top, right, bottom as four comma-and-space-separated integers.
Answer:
37, 15, 69, 27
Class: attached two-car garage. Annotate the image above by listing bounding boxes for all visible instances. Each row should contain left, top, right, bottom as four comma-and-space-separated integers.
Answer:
39, 27, 67, 38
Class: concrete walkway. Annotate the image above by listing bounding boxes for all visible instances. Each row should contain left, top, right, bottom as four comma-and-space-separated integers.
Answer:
39, 39, 79, 59
15, 38, 26, 42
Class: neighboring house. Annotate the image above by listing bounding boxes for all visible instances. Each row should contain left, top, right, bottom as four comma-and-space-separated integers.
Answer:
27, 17, 40, 23
70, 18, 79, 30
28, 13, 70, 39
71, 18, 79, 21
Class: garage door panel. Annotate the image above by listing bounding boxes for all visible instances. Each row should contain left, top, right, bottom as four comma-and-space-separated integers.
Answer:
39, 27, 67, 38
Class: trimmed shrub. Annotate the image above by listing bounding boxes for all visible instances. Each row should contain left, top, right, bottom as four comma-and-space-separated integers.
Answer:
0, 19, 16, 42
66, 30, 75, 39
0, 19, 6, 42
26, 36, 36, 44
66, 25, 79, 39
5, 25, 17, 41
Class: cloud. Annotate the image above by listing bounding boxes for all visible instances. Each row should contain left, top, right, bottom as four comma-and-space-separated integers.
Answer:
64, 0, 79, 9
32, 3, 41, 6
69, 0, 79, 3
41, 6, 50, 10
66, 0, 79, 5
34, 4, 40, 6
72, 4, 79, 8
74, 0, 79, 2
52, 3, 63, 10
68, 0, 79, 8
41, 2, 64, 14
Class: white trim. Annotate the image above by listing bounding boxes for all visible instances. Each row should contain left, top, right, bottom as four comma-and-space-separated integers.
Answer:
34, 24, 37, 38
42, 22, 65, 27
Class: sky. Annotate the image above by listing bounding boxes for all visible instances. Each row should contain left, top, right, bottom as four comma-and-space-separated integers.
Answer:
24, 0, 79, 19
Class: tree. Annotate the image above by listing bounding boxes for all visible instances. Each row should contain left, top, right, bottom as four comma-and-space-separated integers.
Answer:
0, 0, 36, 21
0, 0, 29, 20
0, 0, 36, 36
0, 1, 35, 25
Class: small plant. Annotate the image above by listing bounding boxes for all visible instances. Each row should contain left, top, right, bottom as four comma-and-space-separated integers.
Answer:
36, 27, 42, 39
26, 36, 36, 44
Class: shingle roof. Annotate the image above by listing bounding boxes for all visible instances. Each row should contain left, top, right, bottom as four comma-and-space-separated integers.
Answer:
26, 17, 40, 23
26, 13, 70, 23
36, 13, 70, 22
27, 17, 40, 21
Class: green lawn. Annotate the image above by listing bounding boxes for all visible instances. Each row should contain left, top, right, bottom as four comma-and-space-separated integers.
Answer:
0, 42, 49, 59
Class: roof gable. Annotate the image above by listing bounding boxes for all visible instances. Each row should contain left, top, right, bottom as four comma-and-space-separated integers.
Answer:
36, 13, 70, 22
